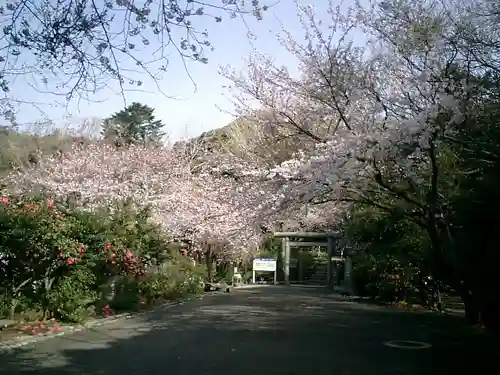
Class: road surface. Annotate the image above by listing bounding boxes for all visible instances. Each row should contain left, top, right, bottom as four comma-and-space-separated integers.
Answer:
0, 286, 495, 375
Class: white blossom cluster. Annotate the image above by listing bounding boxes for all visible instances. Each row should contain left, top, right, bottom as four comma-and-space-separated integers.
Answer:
5, 143, 285, 260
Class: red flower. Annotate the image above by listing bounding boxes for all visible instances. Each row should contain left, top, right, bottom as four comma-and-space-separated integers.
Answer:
79, 249, 85, 254
103, 305, 113, 318
105, 243, 111, 249
66, 258, 74, 265
0, 196, 9, 206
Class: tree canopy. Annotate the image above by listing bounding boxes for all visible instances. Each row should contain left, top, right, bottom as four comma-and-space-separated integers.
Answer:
102, 102, 165, 146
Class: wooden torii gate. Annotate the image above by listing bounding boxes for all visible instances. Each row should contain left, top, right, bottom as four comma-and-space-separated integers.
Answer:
273, 232, 352, 291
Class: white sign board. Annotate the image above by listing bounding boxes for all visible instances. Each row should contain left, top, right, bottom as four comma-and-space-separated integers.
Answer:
252, 258, 277, 272
252, 258, 277, 284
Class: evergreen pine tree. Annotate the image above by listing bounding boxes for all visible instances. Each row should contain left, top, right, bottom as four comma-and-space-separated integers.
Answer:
102, 102, 165, 146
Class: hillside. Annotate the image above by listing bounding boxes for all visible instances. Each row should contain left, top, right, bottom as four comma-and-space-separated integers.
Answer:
175, 114, 316, 169
174, 122, 233, 153
0, 127, 90, 178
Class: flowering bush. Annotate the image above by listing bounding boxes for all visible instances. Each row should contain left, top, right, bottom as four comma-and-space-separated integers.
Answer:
102, 304, 114, 318
0, 193, 200, 322
0, 194, 86, 317
3, 143, 278, 261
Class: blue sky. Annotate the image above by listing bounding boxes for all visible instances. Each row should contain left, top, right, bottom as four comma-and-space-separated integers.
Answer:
6, 0, 359, 141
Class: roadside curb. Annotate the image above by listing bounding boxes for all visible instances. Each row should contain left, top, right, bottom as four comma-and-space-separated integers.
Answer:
326, 293, 462, 316
0, 292, 224, 353
233, 284, 274, 289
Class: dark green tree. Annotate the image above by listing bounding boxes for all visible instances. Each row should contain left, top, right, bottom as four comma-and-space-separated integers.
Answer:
102, 103, 165, 147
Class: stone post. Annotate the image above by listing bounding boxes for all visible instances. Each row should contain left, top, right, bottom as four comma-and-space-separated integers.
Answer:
283, 237, 291, 285
327, 236, 334, 289
344, 255, 353, 295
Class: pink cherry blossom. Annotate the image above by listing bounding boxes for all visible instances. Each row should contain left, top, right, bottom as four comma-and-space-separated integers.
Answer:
218, 0, 489, 228
4, 143, 279, 261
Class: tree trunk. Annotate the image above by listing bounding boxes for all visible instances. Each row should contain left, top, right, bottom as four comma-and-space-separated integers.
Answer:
205, 256, 214, 282
9, 298, 18, 319
458, 282, 481, 325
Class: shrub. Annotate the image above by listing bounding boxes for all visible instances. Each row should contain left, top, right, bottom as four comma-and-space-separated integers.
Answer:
167, 252, 205, 294
139, 254, 205, 305
46, 266, 98, 323
0, 195, 82, 318
139, 273, 173, 304
352, 253, 421, 303
0, 193, 207, 322
241, 270, 253, 284
66, 202, 172, 275
110, 276, 142, 312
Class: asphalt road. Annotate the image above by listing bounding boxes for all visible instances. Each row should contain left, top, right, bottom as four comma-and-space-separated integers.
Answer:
0, 286, 496, 375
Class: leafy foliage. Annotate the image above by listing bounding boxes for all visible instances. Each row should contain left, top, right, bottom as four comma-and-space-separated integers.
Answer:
102, 102, 165, 146
346, 208, 430, 302
46, 266, 98, 323
0, 194, 205, 322
140, 253, 205, 303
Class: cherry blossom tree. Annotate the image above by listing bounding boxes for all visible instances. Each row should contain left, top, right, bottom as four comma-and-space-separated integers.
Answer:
221, 0, 500, 330
2, 142, 281, 262
221, 0, 495, 234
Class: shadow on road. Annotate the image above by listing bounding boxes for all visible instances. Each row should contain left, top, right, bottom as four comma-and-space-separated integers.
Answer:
1, 286, 497, 375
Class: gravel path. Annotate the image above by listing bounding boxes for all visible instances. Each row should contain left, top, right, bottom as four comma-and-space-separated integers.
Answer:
0, 286, 494, 375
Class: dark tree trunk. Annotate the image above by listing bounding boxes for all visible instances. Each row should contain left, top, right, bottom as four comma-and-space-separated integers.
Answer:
458, 281, 481, 325
205, 256, 214, 282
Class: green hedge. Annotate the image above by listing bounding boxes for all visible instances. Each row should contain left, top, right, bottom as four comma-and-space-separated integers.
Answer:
352, 253, 422, 303
0, 195, 205, 323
